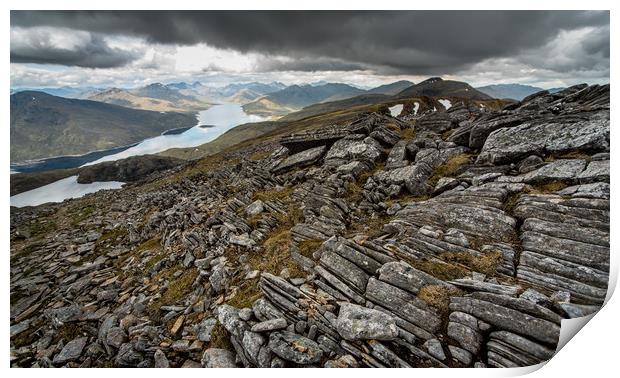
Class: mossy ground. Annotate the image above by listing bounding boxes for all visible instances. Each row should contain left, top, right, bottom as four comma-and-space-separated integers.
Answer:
297, 239, 323, 259
148, 269, 197, 320
226, 278, 263, 309
208, 322, 234, 351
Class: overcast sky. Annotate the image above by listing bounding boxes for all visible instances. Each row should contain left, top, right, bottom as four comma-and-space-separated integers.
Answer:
10, 10, 610, 89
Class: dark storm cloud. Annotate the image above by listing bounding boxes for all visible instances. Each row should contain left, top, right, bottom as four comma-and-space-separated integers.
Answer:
256, 56, 367, 72
11, 10, 609, 74
10, 29, 140, 68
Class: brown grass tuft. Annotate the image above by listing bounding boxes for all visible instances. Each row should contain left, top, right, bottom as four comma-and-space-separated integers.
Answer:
226, 278, 262, 309
248, 230, 304, 278
429, 153, 473, 187
418, 285, 464, 319
208, 322, 234, 351
253, 187, 294, 203
401, 127, 415, 141
297, 239, 323, 259
148, 269, 197, 320
406, 258, 470, 281
528, 181, 569, 194
441, 250, 503, 276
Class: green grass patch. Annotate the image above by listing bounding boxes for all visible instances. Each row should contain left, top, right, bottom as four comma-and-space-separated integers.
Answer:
248, 230, 304, 278
208, 322, 234, 351
148, 269, 197, 320
226, 278, 263, 309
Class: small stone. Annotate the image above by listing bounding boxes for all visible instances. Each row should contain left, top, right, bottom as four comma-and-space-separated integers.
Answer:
386, 203, 402, 215
520, 288, 550, 305
229, 233, 256, 248
423, 339, 446, 361
251, 318, 288, 332
172, 339, 191, 352
238, 308, 254, 321
246, 200, 265, 216
279, 268, 290, 279
290, 277, 306, 286
434, 177, 459, 194
197, 318, 217, 342
201, 348, 237, 368
53, 336, 88, 365
181, 359, 202, 368
170, 315, 185, 336
154, 349, 169, 368
105, 327, 127, 349
245, 270, 260, 280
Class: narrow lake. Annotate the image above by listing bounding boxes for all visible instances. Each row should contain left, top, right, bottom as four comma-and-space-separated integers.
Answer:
10, 176, 124, 208
10, 103, 267, 207
10, 103, 267, 173
84, 103, 267, 166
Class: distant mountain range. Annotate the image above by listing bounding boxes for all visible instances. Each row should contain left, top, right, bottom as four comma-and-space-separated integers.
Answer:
10, 91, 196, 162
476, 84, 544, 101
88, 87, 206, 112
243, 81, 415, 117
278, 78, 498, 122
10, 78, 572, 163
475, 84, 567, 100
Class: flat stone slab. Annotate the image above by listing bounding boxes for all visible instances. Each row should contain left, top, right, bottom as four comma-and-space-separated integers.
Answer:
336, 303, 398, 341
272, 146, 326, 173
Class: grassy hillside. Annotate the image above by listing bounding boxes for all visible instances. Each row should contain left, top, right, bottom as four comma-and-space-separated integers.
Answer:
10, 91, 197, 162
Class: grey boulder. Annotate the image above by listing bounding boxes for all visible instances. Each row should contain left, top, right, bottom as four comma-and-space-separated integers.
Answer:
336, 303, 399, 341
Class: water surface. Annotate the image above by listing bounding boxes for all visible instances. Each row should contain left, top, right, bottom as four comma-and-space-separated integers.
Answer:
10, 176, 124, 208
84, 104, 266, 166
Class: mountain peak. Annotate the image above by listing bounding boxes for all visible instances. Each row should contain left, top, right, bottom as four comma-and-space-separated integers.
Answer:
419, 77, 444, 84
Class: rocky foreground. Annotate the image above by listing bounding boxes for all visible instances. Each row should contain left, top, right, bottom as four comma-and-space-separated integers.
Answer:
10, 84, 610, 368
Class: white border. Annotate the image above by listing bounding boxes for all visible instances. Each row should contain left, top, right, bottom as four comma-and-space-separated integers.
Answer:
3, 2, 616, 377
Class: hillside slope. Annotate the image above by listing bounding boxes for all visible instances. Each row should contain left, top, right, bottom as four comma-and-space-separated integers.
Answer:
10, 91, 197, 162
242, 83, 366, 116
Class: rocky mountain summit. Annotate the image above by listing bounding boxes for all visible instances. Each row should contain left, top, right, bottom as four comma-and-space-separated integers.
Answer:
10, 84, 610, 368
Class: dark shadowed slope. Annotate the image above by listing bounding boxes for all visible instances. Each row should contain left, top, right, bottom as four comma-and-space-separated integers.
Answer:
10, 91, 197, 162
397, 77, 491, 100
